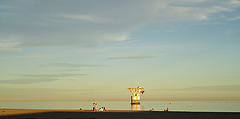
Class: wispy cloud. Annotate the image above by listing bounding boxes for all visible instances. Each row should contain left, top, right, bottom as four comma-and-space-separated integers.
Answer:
231, 0, 240, 4
19, 54, 52, 60
0, 38, 22, 52
153, 85, 240, 91
107, 55, 157, 60
0, 73, 86, 84
0, 79, 58, 84
228, 16, 240, 21
1, 1, 238, 49
41, 63, 103, 68
187, 85, 240, 91
56, 14, 102, 23
102, 33, 130, 41
18, 73, 87, 78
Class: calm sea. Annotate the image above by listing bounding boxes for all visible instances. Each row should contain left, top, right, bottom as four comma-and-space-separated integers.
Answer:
1, 101, 240, 112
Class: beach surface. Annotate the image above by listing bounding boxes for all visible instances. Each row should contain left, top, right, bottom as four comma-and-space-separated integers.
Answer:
1, 109, 240, 119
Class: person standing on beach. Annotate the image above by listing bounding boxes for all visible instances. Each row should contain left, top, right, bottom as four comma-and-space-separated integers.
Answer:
93, 103, 96, 111
93, 103, 97, 111
95, 103, 97, 111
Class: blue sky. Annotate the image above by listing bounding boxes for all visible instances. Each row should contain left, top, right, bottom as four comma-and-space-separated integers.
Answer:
0, 0, 240, 101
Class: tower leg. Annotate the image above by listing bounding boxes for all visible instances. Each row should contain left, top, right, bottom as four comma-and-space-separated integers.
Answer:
131, 96, 140, 104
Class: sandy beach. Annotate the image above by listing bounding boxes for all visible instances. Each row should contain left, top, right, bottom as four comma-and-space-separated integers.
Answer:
0, 109, 144, 116
1, 109, 240, 119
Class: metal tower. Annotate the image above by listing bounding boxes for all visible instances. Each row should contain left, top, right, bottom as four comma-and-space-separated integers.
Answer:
128, 86, 144, 104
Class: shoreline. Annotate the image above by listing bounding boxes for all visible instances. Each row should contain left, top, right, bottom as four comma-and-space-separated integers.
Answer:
0, 109, 151, 116
1, 109, 240, 119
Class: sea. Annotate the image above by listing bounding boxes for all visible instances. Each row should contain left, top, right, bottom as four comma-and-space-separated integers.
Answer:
1, 101, 240, 112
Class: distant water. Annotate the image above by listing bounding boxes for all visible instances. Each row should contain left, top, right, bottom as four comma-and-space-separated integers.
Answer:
1, 101, 240, 112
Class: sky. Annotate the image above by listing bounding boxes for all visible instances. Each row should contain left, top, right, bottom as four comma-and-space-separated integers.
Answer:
0, 0, 240, 102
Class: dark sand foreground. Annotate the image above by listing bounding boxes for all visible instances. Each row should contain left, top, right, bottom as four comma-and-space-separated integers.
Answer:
1, 109, 240, 119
